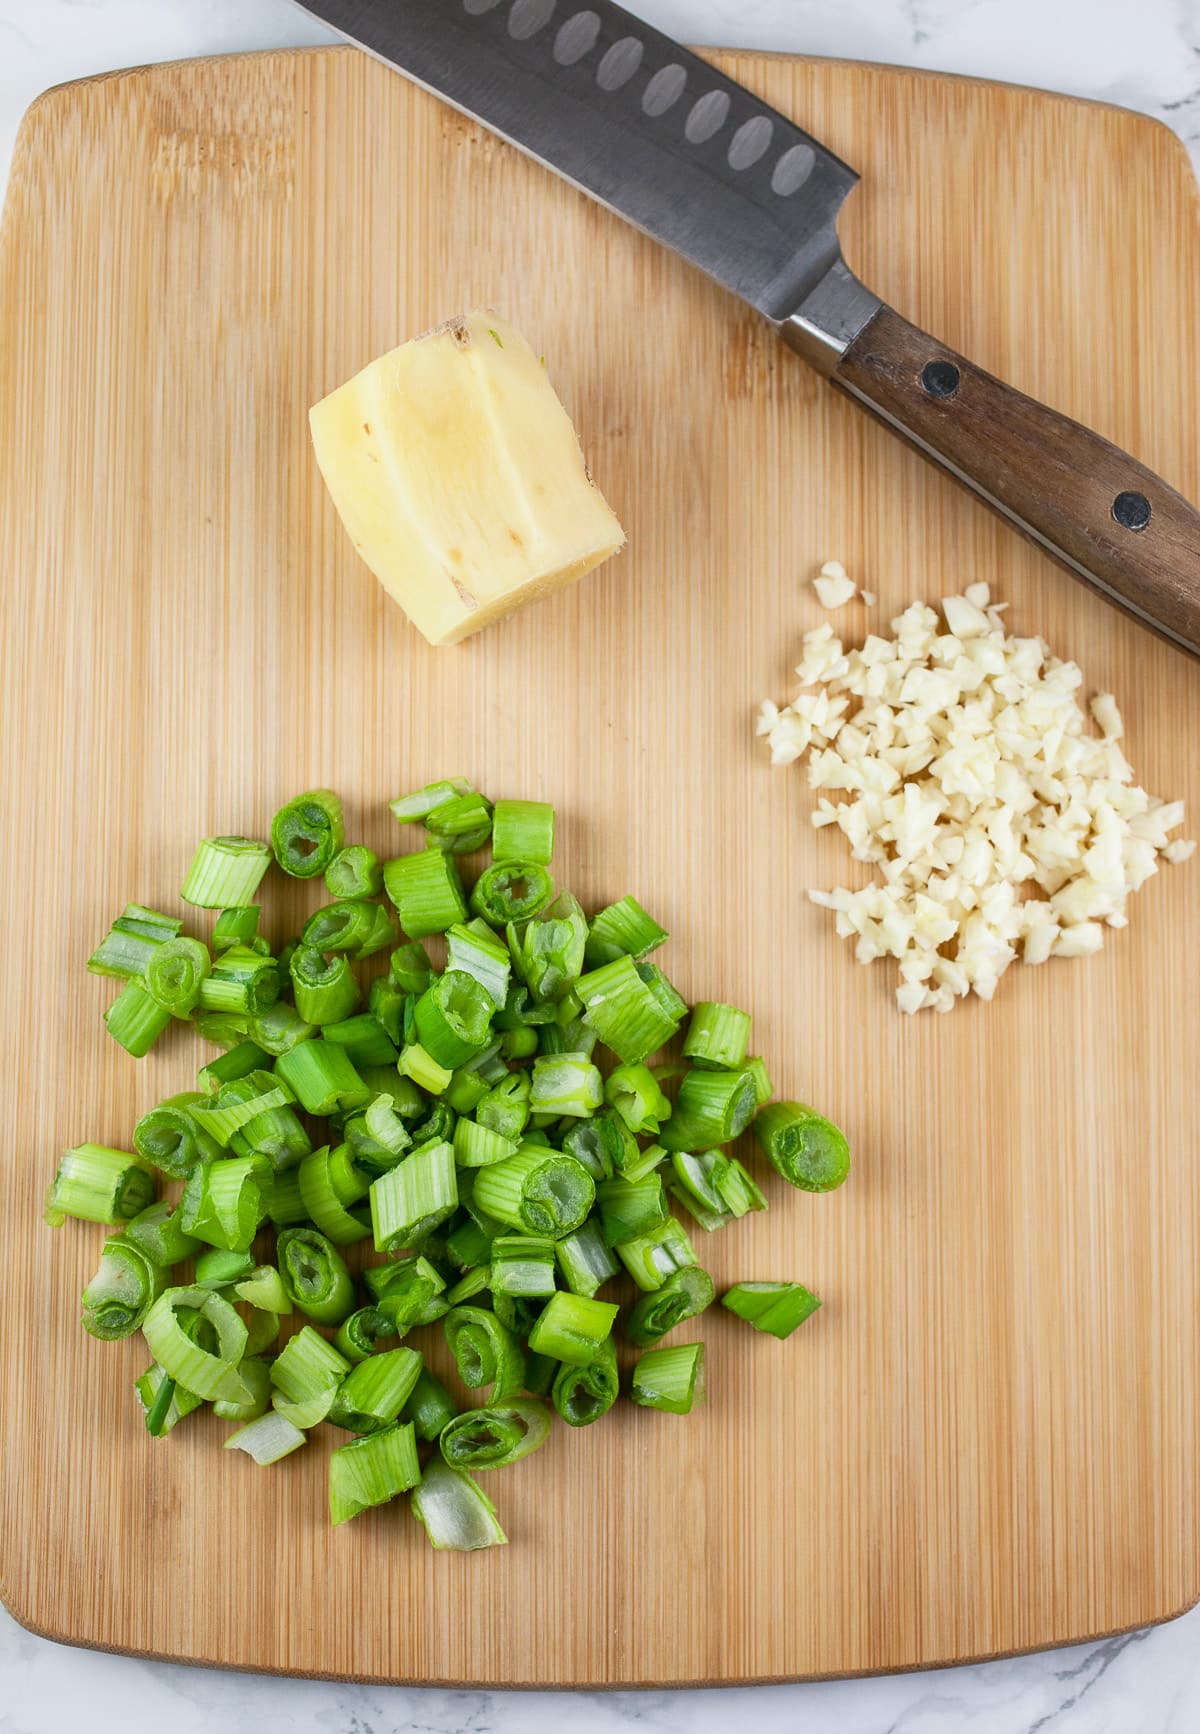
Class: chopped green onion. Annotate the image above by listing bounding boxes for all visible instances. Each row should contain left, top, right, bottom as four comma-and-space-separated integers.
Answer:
584, 895, 668, 969
45, 1143, 155, 1228
527, 1291, 618, 1366
446, 922, 511, 1009
228, 1089, 312, 1172
491, 1292, 541, 1336
596, 1175, 668, 1247
329, 1346, 423, 1432
143, 936, 212, 1017
489, 1235, 557, 1297
224, 1410, 307, 1465
326, 845, 384, 900
211, 907, 261, 954
333, 1306, 397, 1362
575, 955, 682, 1065
444, 1069, 489, 1115
560, 1109, 633, 1182
104, 979, 173, 1057
368, 1254, 446, 1334
329, 1421, 421, 1525
198, 1041, 271, 1093
491, 799, 555, 865
721, 1281, 821, 1338
753, 1102, 851, 1192
617, 1216, 699, 1291
345, 1095, 412, 1173
180, 1155, 269, 1253
631, 1342, 705, 1415
744, 1055, 774, 1106
142, 1286, 251, 1404
233, 1263, 291, 1313
529, 1053, 603, 1118
321, 1013, 398, 1069
499, 1026, 539, 1061
389, 778, 473, 824
604, 1062, 670, 1136
625, 1266, 715, 1346
213, 1356, 272, 1422
383, 848, 467, 938
473, 1147, 595, 1239
193, 1010, 250, 1048
659, 1066, 758, 1152
193, 1247, 255, 1288
509, 892, 588, 1003
443, 1304, 525, 1399
403, 1367, 458, 1441
425, 791, 493, 854
276, 1038, 369, 1115
270, 790, 345, 879
471, 1078, 528, 1148
276, 1226, 355, 1323
412, 1101, 457, 1146
181, 837, 272, 908
136, 1363, 202, 1436
410, 1458, 507, 1551
715, 1156, 767, 1218
470, 861, 554, 927
413, 970, 493, 1068
398, 1041, 452, 1095
189, 1078, 290, 1149
302, 899, 394, 958
551, 1339, 619, 1427
390, 941, 434, 995
453, 1118, 518, 1169
369, 1140, 458, 1252
555, 1220, 621, 1297
289, 945, 360, 1026
125, 1199, 202, 1268
367, 976, 406, 1047
682, 1000, 752, 1070
88, 904, 182, 979
133, 1094, 220, 1180
270, 1325, 349, 1423
248, 1002, 317, 1057
669, 1150, 731, 1220
444, 1263, 490, 1304
440, 1398, 551, 1470
444, 1213, 495, 1273
197, 944, 281, 1016
297, 1144, 371, 1245
619, 1142, 668, 1185
523, 1350, 558, 1397
81, 1235, 165, 1339
262, 1167, 308, 1226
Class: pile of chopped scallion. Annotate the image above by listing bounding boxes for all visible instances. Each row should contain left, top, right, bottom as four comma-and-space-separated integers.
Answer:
47, 783, 849, 1547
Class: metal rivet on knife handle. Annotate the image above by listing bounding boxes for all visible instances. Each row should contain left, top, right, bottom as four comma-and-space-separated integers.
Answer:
921, 360, 961, 399
1112, 491, 1152, 533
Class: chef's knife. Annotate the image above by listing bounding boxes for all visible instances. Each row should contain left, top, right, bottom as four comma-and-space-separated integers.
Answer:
293, 0, 1200, 657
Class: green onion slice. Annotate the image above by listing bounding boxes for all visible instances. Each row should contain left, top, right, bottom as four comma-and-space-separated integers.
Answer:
81, 1235, 166, 1339
224, 1411, 307, 1465
491, 799, 555, 866
141, 1286, 251, 1404
276, 1226, 355, 1324
443, 1304, 525, 1399
469, 861, 555, 927
181, 837, 272, 909
410, 1458, 508, 1551
721, 1280, 822, 1338
551, 1339, 619, 1427
145, 937, 212, 1017
45, 1144, 155, 1228
527, 1291, 618, 1366
270, 790, 345, 880
625, 1266, 715, 1347
630, 1341, 705, 1415
584, 895, 668, 968
329, 1421, 421, 1525
753, 1102, 851, 1192
440, 1398, 552, 1470
473, 1147, 595, 1239
325, 845, 384, 900
329, 1346, 424, 1432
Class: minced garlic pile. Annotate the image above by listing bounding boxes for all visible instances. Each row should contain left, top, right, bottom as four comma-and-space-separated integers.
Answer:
758, 579, 1195, 1013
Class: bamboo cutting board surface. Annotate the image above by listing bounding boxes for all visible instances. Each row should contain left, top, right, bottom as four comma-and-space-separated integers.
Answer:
1, 44, 1199, 1687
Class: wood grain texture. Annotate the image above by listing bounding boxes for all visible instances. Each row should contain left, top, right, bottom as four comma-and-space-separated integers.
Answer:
836, 303, 1200, 655
1, 46, 1199, 1688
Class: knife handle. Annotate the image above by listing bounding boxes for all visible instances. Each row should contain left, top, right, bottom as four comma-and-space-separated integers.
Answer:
834, 304, 1200, 658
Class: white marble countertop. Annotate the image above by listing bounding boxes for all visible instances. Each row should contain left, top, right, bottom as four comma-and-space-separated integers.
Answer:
1, 2, 1199, 1730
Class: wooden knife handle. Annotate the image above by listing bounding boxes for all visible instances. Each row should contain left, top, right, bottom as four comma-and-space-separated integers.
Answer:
835, 304, 1200, 657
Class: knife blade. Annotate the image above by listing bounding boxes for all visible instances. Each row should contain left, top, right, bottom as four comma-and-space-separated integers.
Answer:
293, 0, 1200, 657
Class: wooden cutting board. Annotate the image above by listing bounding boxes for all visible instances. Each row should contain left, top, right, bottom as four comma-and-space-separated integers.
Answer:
1, 44, 1198, 1688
